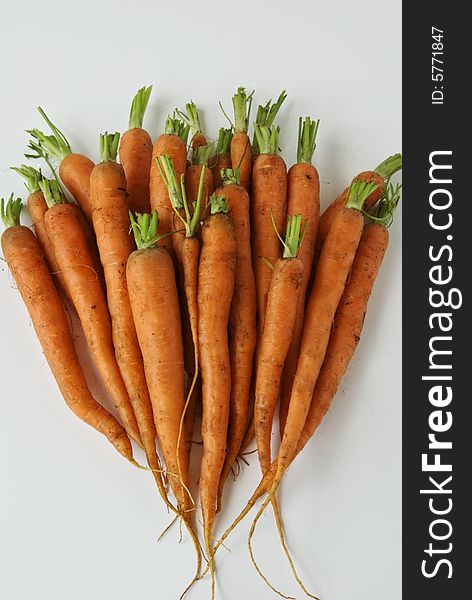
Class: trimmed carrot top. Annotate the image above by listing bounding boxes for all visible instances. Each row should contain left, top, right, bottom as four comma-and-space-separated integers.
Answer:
370, 182, 402, 227
177, 101, 203, 140
11, 164, 43, 194
1, 194, 22, 228
193, 143, 213, 166
129, 210, 160, 250
209, 193, 229, 215
375, 153, 403, 180
345, 179, 380, 212
253, 124, 280, 156
297, 116, 320, 164
215, 128, 233, 157
220, 167, 240, 186
252, 90, 287, 153
128, 85, 153, 129
164, 112, 190, 143
232, 86, 254, 133
26, 107, 72, 163
38, 177, 67, 208
99, 132, 120, 163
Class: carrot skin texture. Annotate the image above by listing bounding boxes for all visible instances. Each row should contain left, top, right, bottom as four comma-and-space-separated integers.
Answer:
279, 162, 320, 435
216, 184, 257, 507
150, 134, 187, 254
44, 203, 142, 445
1, 226, 132, 459
120, 128, 152, 214
192, 132, 207, 151
198, 213, 236, 558
27, 191, 72, 303
127, 247, 190, 510
90, 161, 163, 475
211, 154, 231, 189
59, 153, 95, 223
255, 257, 303, 473
277, 207, 364, 477
231, 131, 252, 190
251, 154, 287, 337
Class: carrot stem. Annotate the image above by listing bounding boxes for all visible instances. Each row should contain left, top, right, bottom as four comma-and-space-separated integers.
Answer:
345, 180, 379, 211
254, 124, 280, 156
99, 132, 120, 163
252, 90, 287, 153
1, 194, 22, 227
367, 182, 402, 227
209, 193, 229, 215
221, 167, 240, 186
177, 101, 203, 139
374, 153, 403, 180
215, 128, 233, 156
232, 86, 254, 133
165, 112, 191, 143
297, 116, 320, 164
25, 107, 72, 162
193, 143, 213, 166
11, 164, 43, 193
128, 85, 153, 129
38, 178, 66, 208
129, 210, 160, 249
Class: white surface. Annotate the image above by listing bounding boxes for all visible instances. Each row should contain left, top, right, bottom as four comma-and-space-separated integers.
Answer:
0, 1, 401, 598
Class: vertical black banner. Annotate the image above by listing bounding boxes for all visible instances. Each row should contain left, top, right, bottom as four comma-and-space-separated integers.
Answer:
403, 3, 468, 597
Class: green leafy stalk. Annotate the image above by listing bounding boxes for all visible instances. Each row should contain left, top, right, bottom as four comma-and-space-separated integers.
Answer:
297, 116, 320, 164
11, 164, 43, 194
345, 180, 379, 211
156, 155, 205, 237
215, 128, 233, 157
221, 168, 240, 186
270, 211, 306, 259
375, 153, 403, 180
129, 210, 159, 249
254, 124, 280, 156
193, 143, 214, 166
1, 194, 23, 228
100, 132, 121, 163
25, 107, 72, 162
129, 85, 153, 129
177, 101, 203, 137
232, 86, 254, 133
370, 182, 402, 227
165, 112, 191, 143
39, 177, 67, 208
252, 90, 287, 153
209, 194, 229, 215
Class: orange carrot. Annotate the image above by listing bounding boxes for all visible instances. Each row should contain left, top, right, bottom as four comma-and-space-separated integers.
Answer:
251, 124, 287, 339
254, 214, 305, 474
215, 169, 257, 509
119, 85, 153, 214
198, 194, 236, 597
90, 132, 174, 508
26, 108, 95, 223
178, 100, 207, 151
149, 114, 189, 254
185, 143, 215, 213
127, 211, 201, 585
211, 128, 233, 189
1, 196, 132, 459
315, 154, 403, 259
230, 87, 253, 190
41, 176, 142, 446
278, 117, 321, 436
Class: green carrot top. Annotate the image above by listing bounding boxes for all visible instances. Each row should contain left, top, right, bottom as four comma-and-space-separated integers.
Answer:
1, 194, 23, 228
38, 177, 67, 208
177, 101, 203, 138
253, 124, 280, 156
271, 212, 306, 259
193, 143, 214, 166
209, 194, 229, 215
156, 154, 205, 237
165, 112, 191, 143
221, 167, 240, 186
345, 180, 379, 211
297, 116, 320, 164
128, 85, 152, 129
129, 210, 160, 249
100, 132, 120, 163
26, 107, 72, 163
252, 90, 287, 153
375, 153, 403, 180
232, 86, 254, 133
11, 164, 43, 194
370, 182, 402, 227
215, 128, 233, 157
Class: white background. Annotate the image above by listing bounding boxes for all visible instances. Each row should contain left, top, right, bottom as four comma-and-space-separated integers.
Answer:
0, 1, 401, 598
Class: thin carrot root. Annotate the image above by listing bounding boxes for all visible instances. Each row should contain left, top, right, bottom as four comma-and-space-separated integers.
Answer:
248, 494, 295, 600
158, 515, 179, 542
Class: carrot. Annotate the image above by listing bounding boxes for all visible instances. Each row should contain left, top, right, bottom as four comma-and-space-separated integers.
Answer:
11, 165, 72, 304
198, 194, 236, 598
251, 90, 287, 157
177, 100, 207, 151
213, 183, 402, 557
278, 117, 321, 437
26, 108, 95, 223
215, 168, 257, 510
315, 153, 403, 259
149, 113, 189, 254
156, 155, 206, 465
1, 196, 132, 459
127, 211, 202, 586
90, 132, 173, 509
41, 175, 142, 446
185, 143, 215, 212
251, 124, 287, 340
119, 85, 153, 214
254, 214, 305, 474
211, 128, 233, 189
230, 86, 253, 190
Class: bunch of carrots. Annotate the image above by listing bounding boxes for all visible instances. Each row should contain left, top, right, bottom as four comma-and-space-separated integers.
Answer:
1, 84, 402, 599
